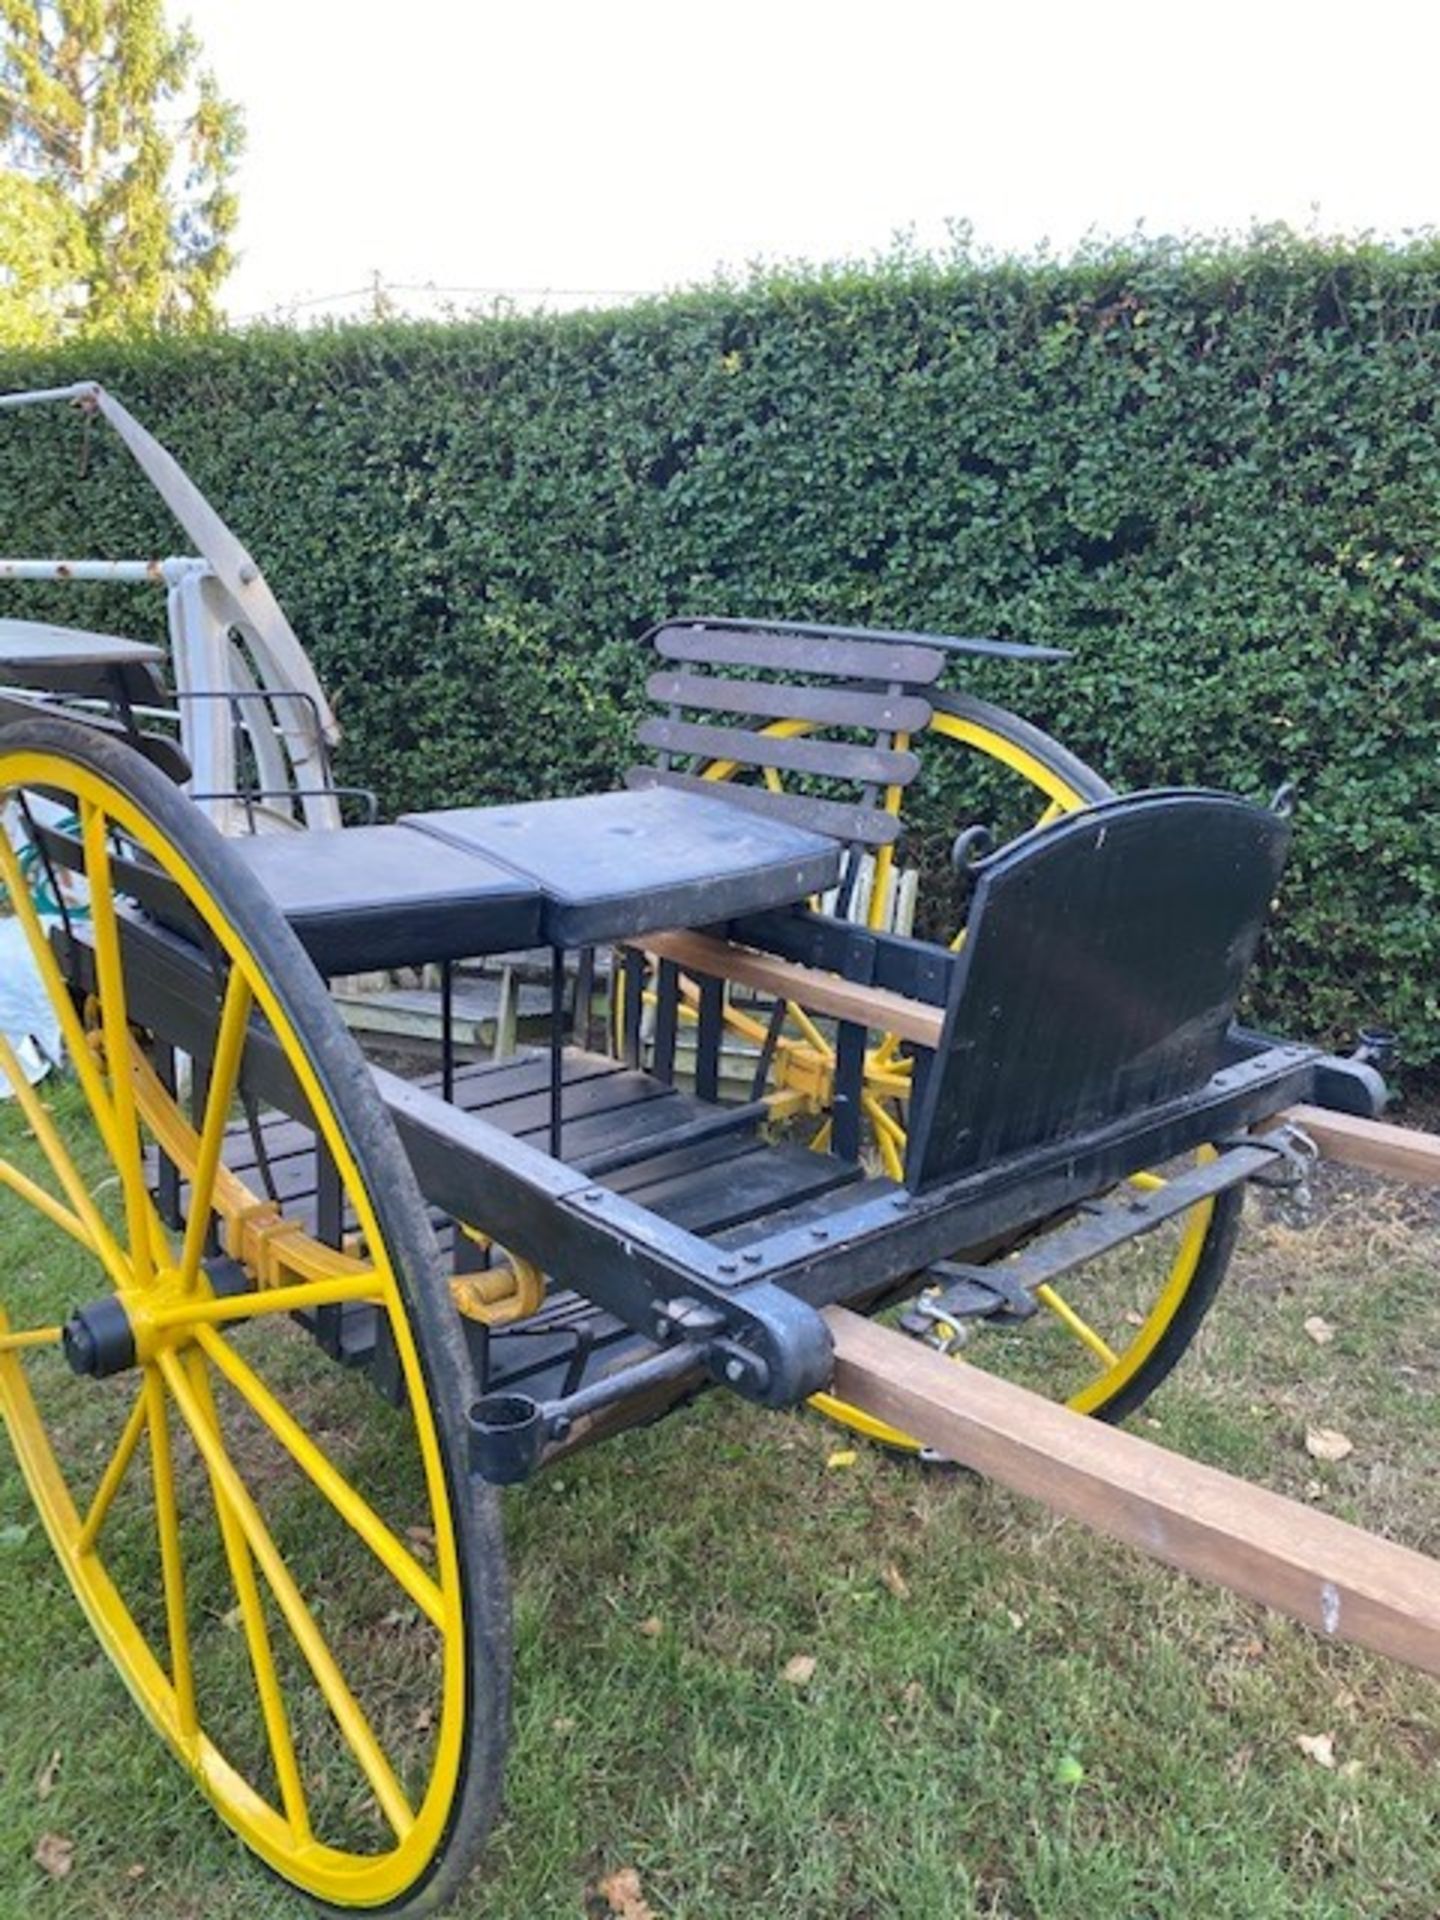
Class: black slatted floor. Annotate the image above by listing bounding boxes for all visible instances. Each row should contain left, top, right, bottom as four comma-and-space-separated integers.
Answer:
151, 1045, 875, 1401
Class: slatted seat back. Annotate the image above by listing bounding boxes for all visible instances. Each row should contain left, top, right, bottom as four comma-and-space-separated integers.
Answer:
904, 789, 1291, 1190
626, 617, 943, 856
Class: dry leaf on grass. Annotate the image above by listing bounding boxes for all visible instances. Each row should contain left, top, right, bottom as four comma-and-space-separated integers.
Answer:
637, 1614, 663, 1639
881, 1562, 910, 1601
1305, 1426, 1354, 1462
34, 1748, 61, 1800
599, 1865, 655, 1920
782, 1653, 817, 1687
33, 1832, 74, 1879
1303, 1315, 1336, 1346
826, 1448, 857, 1470
1297, 1731, 1337, 1769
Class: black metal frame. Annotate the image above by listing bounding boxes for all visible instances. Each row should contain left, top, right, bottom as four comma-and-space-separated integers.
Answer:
59, 904, 1381, 1484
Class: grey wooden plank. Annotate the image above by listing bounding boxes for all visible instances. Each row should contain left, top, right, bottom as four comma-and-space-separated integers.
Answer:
638, 716, 919, 786
653, 617, 1067, 664
647, 670, 932, 736
653, 624, 946, 685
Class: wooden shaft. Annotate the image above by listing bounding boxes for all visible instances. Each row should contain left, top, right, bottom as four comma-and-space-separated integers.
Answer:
1282, 1105, 1440, 1187
628, 929, 945, 1048
823, 1307, 1440, 1677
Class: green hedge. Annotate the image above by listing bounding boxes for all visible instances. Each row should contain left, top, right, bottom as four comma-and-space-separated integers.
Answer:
1, 233, 1437, 1071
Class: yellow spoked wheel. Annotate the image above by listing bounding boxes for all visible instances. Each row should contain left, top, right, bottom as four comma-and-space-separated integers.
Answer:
693, 692, 1239, 1427
0, 717, 507, 1914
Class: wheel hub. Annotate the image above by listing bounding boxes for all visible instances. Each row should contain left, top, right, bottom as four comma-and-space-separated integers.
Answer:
62, 1295, 137, 1378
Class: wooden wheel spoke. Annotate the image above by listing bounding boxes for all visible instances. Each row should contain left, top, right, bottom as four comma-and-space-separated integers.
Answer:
0, 1156, 101, 1265
144, 1368, 198, 1736
0, 818, 169, 1282
77, 1388, 149, 1554
786, 1002, 833, 1060
182, 1350, 311, 1842
0, 1028, 133, 1289
195, 1325, 445, 1629
160, 1351, 417, 1839
0, 831, 128, 1145
81, 801, 165, 1285
0, 1323, 62, 1353
148, 1271, 384, 1333
178, 967, 255, 1289
861, 1093, 905, 1180
1034, 1282, 1120, 1372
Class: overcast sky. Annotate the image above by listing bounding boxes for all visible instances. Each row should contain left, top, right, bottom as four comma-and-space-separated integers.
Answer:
184, 0, 1439, 323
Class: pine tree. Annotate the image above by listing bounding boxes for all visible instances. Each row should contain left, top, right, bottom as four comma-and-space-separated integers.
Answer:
0, 0, 243, 341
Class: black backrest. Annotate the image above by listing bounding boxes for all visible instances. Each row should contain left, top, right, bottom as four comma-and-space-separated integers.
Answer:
626, 617, 942, 850
903, 789, 1291, 1189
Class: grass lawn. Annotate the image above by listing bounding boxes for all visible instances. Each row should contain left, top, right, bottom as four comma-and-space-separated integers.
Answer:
1, 1099, 1437, 1920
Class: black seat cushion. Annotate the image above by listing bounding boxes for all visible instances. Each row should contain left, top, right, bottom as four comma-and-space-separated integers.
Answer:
401, 785, 842, 945
230, 824, 543, 974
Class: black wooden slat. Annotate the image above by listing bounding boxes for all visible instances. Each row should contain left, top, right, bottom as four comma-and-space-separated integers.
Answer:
459, 1050, 623, 1114
727, 907, 955, 1005
606, 1136, 769, 1199
216, 1052, 624, 1181
652, 958, 679, 1084
519, 1089, 694, 1160
644, 1140, 863, 1236
654, 624, 945, 686
831, 1020, 867, 1163
494, 1069, 675, 1139
627, 766, 900, 847
694, 973, 723, 1103
712, 1166, 897, 1250
576, 1098, 767, 1177
621, 948, 644, 1068
636, 717, 919, 787
646, 670, 932, 736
